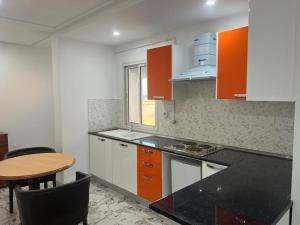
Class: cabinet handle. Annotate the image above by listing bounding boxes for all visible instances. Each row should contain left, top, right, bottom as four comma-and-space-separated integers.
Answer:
120, 143, 128, 148
234, 93, 247, 98
98, 138, 106, 142
143, 161, 154, 168
153, 96, 165, 100
143, 149, 153, 154
206, 164, 225, 170
143, 175, 153, 182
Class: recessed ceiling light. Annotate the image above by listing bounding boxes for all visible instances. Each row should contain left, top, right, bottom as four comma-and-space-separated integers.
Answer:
206, 0, 216, 6
113, 31, 120, 37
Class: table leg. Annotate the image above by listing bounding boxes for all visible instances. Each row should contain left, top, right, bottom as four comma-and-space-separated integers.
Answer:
28, 178, 40, 190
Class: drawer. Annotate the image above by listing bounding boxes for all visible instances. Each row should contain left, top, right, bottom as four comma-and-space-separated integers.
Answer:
138, 146, 161, 163
138, 170, 162, 202
194, 32, 217, 46
194, 43, 216, 56
0, 134, 8, 144
138, 155, 162, 177
194, 54, 216, 66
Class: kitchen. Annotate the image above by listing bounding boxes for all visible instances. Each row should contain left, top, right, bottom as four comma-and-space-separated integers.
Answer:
0, 0, 299, 225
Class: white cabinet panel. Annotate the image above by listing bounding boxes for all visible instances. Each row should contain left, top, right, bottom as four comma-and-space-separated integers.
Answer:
277, 210, 290, 225
247, 0, 296, 101
112, 140, 137, 194
89, 135, 113, 183
217, 1, 296, 101
202, 161, 227, 179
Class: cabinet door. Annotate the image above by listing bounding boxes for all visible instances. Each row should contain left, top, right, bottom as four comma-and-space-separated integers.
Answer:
217, 27, 248, 100
147, 45, 172, 100
112, 141, 137, 194
247, 0, 296, 101
202, 161, 227, 179
89, 135, 113, 182
276, 210, 290, 225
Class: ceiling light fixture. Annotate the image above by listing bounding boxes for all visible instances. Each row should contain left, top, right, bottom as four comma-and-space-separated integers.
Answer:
205, 0, 216, 6
113, 31, 120, 37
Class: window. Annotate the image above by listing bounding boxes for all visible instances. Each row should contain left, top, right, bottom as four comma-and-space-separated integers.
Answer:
125, 64, 156, 127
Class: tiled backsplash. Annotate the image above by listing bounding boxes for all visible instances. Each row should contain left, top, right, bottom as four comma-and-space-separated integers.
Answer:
88, 81, 295, 155
88, 99, 123, 131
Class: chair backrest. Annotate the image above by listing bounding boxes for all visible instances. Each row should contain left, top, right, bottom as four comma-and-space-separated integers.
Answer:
15, 172, 91, 225
4, 147, 55, 159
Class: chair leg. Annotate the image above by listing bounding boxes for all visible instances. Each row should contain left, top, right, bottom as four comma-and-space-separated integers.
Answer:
53, 179, 56, 187
8, 183, 14, 213
44, 181, 48, 189
83, 218, 88, 225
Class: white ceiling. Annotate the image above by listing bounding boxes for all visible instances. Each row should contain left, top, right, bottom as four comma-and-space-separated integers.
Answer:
0, 0, 248, 46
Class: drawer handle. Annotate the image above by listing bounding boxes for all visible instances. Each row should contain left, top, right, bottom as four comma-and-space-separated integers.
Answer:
206, 164, 225, 170
198, 59, 207, 62
143, 149, 153, 154
143, 161, 154, 168
153, 96, 164, 100
120, 143, 128, 148
234, 93, 247, 98
143, 175, 153, 182
98, 138, 106, 142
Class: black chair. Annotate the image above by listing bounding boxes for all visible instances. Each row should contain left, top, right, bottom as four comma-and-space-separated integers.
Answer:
4, 147, 57, 213
15, 172, 91, 225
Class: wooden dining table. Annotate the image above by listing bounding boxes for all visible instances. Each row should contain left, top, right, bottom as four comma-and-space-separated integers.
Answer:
0, 153, 75, 189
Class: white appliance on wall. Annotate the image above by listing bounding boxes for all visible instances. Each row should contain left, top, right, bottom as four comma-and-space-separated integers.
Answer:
173, 32, 217, 81
171, 158, 202, 192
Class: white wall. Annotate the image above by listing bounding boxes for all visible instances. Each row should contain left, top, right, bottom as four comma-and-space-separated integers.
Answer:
52, 37, 116, 182
0, 43, 54, 149
114, 13, 249, 99
291, 1, 300, 224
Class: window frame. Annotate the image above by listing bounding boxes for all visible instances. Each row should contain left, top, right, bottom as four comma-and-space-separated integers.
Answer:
124, 62, 158, 132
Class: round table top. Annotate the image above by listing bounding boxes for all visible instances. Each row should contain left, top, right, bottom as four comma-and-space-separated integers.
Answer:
0, 153, 75, 180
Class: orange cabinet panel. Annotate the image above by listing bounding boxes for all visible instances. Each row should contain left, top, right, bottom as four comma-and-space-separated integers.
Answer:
137, 145, 162, 202
147, 45, 172, 100
217, 27, 248, 100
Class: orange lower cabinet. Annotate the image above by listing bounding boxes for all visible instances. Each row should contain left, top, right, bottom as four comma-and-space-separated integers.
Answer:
137, 145, 162, 202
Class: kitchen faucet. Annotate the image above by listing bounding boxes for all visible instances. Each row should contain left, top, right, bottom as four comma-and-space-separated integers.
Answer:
128, 122, 133, 132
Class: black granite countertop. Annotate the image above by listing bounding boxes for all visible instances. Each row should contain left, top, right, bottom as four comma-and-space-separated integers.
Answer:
89, 130, 292, 225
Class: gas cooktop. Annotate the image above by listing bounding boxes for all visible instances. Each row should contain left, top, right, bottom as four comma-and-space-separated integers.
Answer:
164, 141, 221, 156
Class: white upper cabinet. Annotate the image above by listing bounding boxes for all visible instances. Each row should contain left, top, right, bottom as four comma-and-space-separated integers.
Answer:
247, 0, 297, 101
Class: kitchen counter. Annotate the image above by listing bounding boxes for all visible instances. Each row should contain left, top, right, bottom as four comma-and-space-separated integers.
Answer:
89, 130, 292, 225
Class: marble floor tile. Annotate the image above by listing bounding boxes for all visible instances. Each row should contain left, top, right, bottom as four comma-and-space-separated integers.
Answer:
0, 181, 178, 225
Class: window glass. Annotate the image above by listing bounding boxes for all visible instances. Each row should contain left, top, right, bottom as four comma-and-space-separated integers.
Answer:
126, 64, 156, 128
128, 67, 141, 123
141, 66, 156, 126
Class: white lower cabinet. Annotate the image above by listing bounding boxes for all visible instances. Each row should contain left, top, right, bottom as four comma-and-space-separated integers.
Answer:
89, 135, 113, 183
277, 210, 290, 225
202, 161, 227, 179
112, 140, 137, 194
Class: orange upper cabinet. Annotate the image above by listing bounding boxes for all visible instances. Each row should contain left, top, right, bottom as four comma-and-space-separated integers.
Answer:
147, 45, 172, 100
147, 45, 190, 101
217, 27, 248, 100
